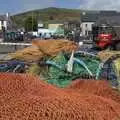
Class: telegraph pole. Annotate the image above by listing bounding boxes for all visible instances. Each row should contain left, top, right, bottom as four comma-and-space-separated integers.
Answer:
32, 12, 33, 31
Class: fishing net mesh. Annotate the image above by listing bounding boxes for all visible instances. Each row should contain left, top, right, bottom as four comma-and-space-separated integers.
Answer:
0, 73, 120, 120
10, 40, 78, 62
38, 52, 101, 88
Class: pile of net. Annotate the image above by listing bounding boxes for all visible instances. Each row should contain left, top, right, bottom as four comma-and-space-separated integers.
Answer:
0, 73, 120, 120
114, 58, 120, 90
9, 39, 78, 62
98, 51, 120, 87
0, 60, 26, 73
27, 51, 101, 88
114, 58, 120, 80
98, 51, 120, 62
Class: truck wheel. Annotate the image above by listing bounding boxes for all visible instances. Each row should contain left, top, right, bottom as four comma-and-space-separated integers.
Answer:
107, 45, 114, 50
115, 43, 120, 50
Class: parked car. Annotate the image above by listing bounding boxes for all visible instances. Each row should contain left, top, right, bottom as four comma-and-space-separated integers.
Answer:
44, 33, 51, 39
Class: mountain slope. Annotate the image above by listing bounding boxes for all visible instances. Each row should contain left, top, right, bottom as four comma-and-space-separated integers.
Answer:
12, 7, 81, 28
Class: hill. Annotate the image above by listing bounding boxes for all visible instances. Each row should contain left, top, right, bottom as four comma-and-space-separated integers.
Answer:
11, 7, 81, 28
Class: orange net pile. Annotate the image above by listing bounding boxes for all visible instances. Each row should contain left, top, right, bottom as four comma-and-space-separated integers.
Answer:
69, 80, 120, 103
98, 51, 120, 62
0, 73, 120, 120
10, 39, 78, 62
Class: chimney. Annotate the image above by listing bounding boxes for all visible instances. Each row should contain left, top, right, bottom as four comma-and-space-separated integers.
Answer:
6, 12, 9, 19
6, 13, 10, 30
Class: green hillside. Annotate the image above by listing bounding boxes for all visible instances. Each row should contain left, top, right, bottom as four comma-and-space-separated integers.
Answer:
12, 7, 81, 28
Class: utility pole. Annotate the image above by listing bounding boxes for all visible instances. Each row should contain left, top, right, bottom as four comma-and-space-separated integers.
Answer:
32, 12, 33, 31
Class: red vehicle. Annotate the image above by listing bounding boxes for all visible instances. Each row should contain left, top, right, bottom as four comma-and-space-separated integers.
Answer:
92, 24, 120, 50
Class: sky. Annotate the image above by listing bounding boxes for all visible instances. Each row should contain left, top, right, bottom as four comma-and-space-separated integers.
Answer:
0, 0, 120, 14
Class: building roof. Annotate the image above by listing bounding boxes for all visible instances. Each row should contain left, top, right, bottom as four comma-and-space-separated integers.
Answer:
48, 20, 64, 24
81, 11, 120, 25
0, 15, 7, 21
81, 13, 98, 22
95, 16, 120, 26
99, 11, 118, 16
64, 20, 80, 24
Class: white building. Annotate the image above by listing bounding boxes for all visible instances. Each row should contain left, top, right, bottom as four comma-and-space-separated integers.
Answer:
0, 13, 10, 31
81, 22, 94, 36
0, 17, 7, 30
80, 12, 97, 36
37, 20, 52, 37
80, 11, 120, 37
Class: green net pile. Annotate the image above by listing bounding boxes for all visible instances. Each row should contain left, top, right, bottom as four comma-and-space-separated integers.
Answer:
37, 52, 101, 88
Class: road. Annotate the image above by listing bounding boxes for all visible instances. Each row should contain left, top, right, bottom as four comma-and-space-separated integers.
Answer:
0, 44, 30, 60
0, 44, 30, 54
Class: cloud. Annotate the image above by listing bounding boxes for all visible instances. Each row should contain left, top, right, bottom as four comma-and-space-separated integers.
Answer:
79, 0, 120, 10
21, 0, 56, 11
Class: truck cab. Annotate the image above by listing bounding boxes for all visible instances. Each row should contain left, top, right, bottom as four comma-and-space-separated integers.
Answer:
92, 24, 120, 50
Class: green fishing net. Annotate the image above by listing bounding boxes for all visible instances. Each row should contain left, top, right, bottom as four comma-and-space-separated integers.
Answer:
43, 52, 101, 88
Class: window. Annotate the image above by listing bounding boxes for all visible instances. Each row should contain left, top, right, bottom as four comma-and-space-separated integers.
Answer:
85, 30, 88, 36
98, 26, 113, 34
1, 21, 4, 25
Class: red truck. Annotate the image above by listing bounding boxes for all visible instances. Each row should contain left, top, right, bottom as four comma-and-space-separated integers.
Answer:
92, 24, 120, 50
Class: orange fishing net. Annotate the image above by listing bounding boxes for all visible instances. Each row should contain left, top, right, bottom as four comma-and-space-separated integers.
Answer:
69, 80, 120, 103
10, 39, 78, 62
0, 73, 120, 120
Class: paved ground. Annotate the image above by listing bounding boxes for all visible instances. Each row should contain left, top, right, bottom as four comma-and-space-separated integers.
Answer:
0, 44, 29, 60
0, 54, 8, 60
0, 44, 28, 53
